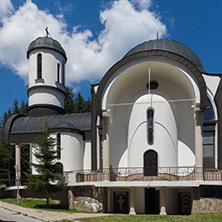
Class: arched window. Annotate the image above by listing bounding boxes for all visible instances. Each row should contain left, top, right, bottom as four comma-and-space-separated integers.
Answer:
147, 108, 154, 145
57, 63, 60, 83
57, 133, 61, 159
62, 61, 65, 85
55, 162, 63, 174
37, 53, 42, 79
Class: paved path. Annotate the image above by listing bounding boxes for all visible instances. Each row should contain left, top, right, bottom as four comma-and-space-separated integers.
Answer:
0, 206, 41, 222
0, 200, 111, 222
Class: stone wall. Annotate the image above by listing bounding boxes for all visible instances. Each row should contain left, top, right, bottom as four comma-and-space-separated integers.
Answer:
192, 198, 222, 214
68, 186, 103, 212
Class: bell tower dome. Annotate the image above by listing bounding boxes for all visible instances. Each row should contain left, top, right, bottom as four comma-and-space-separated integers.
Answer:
27, 35, 67, 117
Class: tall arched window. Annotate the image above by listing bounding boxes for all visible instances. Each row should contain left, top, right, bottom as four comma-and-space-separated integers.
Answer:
62, 61, 65, 85
57, 63, 60, 83
37, 53, 42, 79
57, 133, 61, 159
147, 108, 154, 145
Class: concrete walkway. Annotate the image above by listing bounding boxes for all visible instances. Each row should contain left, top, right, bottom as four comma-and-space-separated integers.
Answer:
0, 200, 111, 222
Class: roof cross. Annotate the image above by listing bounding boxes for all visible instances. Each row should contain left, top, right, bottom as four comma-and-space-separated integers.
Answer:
45, 27, 49, 37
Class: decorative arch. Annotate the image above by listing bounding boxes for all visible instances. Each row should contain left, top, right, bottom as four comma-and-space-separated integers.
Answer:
96, 50, 207, 115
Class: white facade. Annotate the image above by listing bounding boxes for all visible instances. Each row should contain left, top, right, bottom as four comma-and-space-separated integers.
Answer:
7, 37, 222, 215
28, 48, 66, 110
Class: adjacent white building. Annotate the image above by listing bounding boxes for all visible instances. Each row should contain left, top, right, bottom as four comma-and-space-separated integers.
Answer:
4, 36, 222, 215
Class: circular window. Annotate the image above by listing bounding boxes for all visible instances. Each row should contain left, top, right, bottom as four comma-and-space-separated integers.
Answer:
147, 81, 159, 90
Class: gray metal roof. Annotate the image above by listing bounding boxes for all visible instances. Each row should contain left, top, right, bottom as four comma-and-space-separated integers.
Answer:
124, 39, 205, 72
4, 113, 91, 144
27, 36, 67, 61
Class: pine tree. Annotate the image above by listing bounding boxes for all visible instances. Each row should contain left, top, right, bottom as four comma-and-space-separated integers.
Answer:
64, 87, 91, 114
20, 100, 28, 116
12, 99, 19, 114
26, 124, 65, 208
73, 92, 85, 113
85, 97, 91, 113
0, 138, 10, 185
64, 87, 75, 114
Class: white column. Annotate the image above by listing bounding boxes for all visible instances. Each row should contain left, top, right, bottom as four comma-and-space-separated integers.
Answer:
194, 109, 203, 168
129, 187, 136, 215
159, 187, 167, 215
103, 117, 110, 170
15, 144, 21, 182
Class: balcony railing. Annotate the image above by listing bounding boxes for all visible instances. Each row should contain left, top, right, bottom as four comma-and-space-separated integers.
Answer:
74, 167, 222, 183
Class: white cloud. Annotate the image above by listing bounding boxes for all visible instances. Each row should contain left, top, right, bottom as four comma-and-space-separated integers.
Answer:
0, 0, 14, 22
131, 0, 152, 10
0, 0, 167, 84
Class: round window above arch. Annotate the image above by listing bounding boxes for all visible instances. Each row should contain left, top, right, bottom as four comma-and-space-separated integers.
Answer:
147, 81, 159, 90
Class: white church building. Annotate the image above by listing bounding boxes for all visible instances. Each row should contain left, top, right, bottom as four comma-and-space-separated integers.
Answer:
4, 35, 222, 214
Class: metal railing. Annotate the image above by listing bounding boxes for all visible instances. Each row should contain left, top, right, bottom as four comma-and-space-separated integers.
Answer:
74, 167, 222, 183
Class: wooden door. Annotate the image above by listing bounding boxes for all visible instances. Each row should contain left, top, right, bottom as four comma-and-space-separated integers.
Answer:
144, 150, 158, 176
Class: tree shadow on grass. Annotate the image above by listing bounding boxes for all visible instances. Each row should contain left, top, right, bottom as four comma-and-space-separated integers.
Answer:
34, 204, 67, 210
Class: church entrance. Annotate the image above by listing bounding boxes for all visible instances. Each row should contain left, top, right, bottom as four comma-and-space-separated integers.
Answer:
144, 150, 158, 176
113, 191, 129, 213
145, 188, 159, 214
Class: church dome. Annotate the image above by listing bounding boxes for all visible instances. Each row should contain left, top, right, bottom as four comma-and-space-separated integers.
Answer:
124, 39, 205, 72
27, 36, 67, 61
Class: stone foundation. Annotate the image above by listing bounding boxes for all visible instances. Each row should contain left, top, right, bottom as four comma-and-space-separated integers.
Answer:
192, 198, 222, 214
68, 186, 103, 212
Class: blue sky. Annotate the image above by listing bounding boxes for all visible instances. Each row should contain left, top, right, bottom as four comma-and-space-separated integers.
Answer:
0, 0, 222, 116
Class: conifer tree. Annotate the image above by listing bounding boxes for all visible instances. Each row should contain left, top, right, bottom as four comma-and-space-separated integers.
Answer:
20, 100, 28, 116
64, 87, 75, 114
85, 97, 91, 113
0, 137, 10, 185
73, 92, 85, 113
12, 99, 19, 114
26, 124, 65, 208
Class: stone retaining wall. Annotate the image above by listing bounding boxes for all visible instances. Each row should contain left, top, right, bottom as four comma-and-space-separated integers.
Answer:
192, 198, 222, 214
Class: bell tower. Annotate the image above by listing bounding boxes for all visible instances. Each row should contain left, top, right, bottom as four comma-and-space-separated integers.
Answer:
27, 35, 67, 117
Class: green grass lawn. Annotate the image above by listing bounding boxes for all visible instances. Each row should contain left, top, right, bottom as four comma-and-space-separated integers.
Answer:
0, 198, 80, 213
1, 198, 222, 222
59, 214, 222, 222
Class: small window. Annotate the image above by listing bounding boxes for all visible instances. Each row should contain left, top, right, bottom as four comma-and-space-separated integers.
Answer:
57, 133, 61, 159
147, 109, 154, 145
203, 131, 214, 157
37, 53, 42, 79
55, 162, 63, 174
147, 81, 159, 90
57, 63, 60, 83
